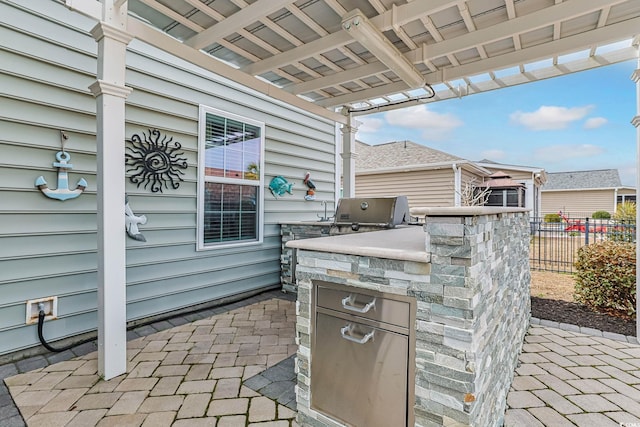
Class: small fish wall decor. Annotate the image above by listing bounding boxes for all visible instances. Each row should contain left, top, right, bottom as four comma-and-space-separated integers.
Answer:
269, 176, 294, 198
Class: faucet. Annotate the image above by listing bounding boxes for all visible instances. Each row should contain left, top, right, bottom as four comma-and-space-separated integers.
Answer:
317, 200, 333, 222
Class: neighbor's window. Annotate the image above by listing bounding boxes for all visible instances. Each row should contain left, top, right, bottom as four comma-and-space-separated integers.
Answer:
617, 195, 636, 204
198, 106, 264, 249
486, 188, 525, 208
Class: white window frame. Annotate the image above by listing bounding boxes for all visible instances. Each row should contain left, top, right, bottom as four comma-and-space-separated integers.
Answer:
617, 194, 636, 204
197, 105, 265, 251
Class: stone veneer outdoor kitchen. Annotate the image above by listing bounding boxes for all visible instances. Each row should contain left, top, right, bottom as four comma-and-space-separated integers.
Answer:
287, 207, 531, 427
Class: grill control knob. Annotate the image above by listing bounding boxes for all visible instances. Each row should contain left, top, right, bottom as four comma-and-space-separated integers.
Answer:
360, 201, 368, 210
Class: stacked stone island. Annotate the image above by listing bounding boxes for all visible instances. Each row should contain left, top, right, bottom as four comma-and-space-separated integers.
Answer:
287, 207, 531, 427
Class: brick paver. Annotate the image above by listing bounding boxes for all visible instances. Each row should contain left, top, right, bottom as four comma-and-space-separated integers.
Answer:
4, 296, 298, 427
528, 407, 576, 427
506, 324, 640, 426
3, 295, 639, 427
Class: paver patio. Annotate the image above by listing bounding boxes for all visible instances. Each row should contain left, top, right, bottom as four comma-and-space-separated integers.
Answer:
2, 291, 298, 427
1, 289, 639, 427
504, 324, 640, 427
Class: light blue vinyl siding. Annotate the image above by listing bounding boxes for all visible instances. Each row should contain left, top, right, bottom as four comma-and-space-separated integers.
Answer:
0, 0, 336, 356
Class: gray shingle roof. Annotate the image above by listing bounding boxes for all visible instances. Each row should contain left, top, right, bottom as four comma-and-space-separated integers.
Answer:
355, 140, 463, 170
543, 169, 622, 190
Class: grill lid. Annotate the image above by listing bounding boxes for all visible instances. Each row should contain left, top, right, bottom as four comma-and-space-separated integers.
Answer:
334, 196, 409, 228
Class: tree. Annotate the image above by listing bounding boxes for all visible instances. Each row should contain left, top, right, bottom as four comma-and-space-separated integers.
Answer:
457, 178, 491, 206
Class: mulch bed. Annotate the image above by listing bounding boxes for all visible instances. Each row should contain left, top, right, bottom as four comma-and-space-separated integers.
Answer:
531, 296, 637, 337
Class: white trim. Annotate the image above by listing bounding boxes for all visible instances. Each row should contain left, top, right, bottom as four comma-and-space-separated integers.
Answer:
196, 105, 265, 251
89, 80, 133, 98
453, 163, 461, 207
89, 1, 131, 381
340, 113, 357, 198
475, 162, 545, 174
634, 40, 640, 338
356, 160, 491, 176
334, 121, 341, 205
90, 21, 133, 44
542, 186, 636, 192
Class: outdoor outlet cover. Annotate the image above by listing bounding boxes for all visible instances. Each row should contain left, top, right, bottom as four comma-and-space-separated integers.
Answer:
26, 296, 58, 325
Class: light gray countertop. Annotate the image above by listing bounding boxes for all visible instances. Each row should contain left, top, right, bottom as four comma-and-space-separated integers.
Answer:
410, 206, 529, 217
285, 225, 429, 263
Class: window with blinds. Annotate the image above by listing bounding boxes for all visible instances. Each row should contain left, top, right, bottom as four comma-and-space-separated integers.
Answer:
198, 106, 264, 249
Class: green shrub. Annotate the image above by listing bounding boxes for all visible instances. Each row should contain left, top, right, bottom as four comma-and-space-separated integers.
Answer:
592, 210, 611, 219
544, 213, 562, 223
574, 241, 636, 318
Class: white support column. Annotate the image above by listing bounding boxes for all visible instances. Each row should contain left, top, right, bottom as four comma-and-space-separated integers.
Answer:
452, 164, 461, 207
89, 1, 133, 380
340, 108, 358, 198
632, 36, 640, 339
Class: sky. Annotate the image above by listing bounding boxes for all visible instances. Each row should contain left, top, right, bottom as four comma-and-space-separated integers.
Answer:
355, 59, 638, 187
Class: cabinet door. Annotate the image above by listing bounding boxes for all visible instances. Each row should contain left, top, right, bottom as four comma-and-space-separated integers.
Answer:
311, 312, 408, 427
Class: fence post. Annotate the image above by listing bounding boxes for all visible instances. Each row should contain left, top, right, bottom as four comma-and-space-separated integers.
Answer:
585, 217, 589, 245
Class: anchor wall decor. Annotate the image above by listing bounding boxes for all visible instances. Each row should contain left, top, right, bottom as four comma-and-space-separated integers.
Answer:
35, 131, 87, 201
125, 129, 188, 193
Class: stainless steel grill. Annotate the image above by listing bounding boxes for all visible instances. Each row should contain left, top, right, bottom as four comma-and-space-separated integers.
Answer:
333, 196, 409, 231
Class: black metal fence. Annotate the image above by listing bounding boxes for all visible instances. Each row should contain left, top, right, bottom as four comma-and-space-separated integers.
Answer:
529, 217, 635, 273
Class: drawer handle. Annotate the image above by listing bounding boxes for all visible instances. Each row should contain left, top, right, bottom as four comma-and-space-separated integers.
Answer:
341, 295, 376, 314
340, 324, 375, 345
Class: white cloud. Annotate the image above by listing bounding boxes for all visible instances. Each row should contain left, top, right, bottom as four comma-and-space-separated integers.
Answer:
533, 144, 604, 163
510, 105, 593, 130
480, 149, 506, 161
356, 117, 384, 134
385, 105, 463, 140
584, 117, 608, 129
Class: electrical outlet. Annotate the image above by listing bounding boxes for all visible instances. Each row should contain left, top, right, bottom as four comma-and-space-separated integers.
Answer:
26, 296, 58, 325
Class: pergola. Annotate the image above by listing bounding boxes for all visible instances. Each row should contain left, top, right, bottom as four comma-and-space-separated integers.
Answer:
62, 0, 640, 379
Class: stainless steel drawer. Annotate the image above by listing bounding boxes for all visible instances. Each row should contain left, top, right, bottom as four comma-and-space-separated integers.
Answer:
316, 283, 411, 329
311, 312, 409, 427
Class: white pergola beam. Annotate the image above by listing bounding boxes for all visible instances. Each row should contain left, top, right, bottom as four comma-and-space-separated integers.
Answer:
422, 0, 623, 61
185, 0, 297, 50
341, 9, 426, 89
242, 31, 352, 75
125, 17, 346, 124
287, 62, 387, 95
64, 0, 101, 20
139, 0, 204, 32
318, 16, 640, 107
286, 0, 622, 95
242, 0, 455, 76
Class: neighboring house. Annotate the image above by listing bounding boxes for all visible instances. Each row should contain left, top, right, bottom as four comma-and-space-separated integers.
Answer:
541, 169, 636, 217
355, 141, 546, 217
355, 140, 490, 208
476, 160, 547, 218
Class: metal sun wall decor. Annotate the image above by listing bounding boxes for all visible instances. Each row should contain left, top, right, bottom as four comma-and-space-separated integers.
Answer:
35, 131, 87, 201
125, 129, 188, 193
